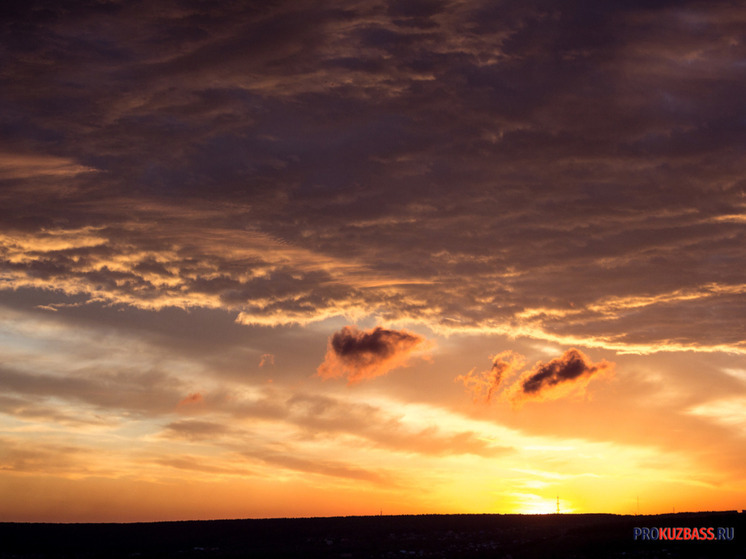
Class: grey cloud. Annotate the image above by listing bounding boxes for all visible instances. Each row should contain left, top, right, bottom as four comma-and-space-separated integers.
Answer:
0, 366, 187, 417
521, 349, 599, 394
158, 386, 512, 459
387, 0, 446, 19
330, 326, 421, 362
162, 420, 233, 441
0, 394, 110, 427
249, 451, 391, 486
1, 0, 744, 352
156, 388, 510, 480
154, 456, 256, 477
286, 393, 510, 458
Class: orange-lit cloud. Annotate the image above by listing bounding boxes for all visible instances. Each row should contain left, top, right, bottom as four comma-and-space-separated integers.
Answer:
317, 326, 428, 384
459, 348, 614, 405
0, 152, 96, 180
258, 354, 275, 368
456, 351, 526, 403
177, 393, 204, 408
511, 348, 614, 404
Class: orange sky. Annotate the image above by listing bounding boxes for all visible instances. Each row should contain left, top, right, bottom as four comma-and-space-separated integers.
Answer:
1, 0, 745, 522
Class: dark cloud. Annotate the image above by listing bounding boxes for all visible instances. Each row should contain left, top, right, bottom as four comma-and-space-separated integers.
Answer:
317, 326, 428, 383
515, 348, 614, 403
387, 0, 446, 19
1, 0, 745, 351
330, 326, 420, 360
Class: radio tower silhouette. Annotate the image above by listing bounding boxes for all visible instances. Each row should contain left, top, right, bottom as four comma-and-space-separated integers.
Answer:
556, 496, 560, 514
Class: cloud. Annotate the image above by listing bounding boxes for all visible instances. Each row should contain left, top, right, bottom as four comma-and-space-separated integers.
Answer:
686, 397, 746, 434
0, 152, 96, 180
317, 325, 428, 383
155, 456, 256, 477
456, 351, 526, 403
162, 420, 232, 442
249, 451, 391, 486
512, 348, 614, 404
0, 0, 745, 354
258, 353, 275, 367
0, 394, 111, 427
458, 348, 614, 405
285, 392, 511, 458
177, 392, 204, 408
0, 364, 187, 418
0, 437, 95, 476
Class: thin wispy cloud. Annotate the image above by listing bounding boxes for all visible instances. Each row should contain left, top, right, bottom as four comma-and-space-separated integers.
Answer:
456, 351, 526, 403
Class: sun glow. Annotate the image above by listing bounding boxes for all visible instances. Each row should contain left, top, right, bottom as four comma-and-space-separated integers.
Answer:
508, 493, 576, 515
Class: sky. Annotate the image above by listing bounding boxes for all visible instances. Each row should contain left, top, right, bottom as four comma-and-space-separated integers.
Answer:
1, 0, 745, 522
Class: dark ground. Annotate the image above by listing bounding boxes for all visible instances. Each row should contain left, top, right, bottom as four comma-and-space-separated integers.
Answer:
0, 511, 743, 559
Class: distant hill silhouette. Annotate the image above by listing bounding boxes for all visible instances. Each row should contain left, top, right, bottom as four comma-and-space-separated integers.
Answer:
1, 510, 743, 558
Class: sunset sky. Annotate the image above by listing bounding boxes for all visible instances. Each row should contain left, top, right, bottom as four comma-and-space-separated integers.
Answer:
1, 0, 746, 522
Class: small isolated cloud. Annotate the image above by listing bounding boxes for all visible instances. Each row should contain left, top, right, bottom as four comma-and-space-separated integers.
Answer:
317, 325, 428, 383
456, 351, 526, 403
177, 392, 204, 408
512, 348, 614, 404
259, 353, 275, 367
458, 348, 614, 405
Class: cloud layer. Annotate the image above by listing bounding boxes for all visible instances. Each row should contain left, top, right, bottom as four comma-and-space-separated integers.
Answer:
0, 0, 744, 353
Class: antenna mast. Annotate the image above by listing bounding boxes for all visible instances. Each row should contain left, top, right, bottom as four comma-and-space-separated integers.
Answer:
556, 496, 560, 514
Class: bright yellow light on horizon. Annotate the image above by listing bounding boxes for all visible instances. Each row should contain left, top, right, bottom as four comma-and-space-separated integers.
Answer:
506, 493, 577, 515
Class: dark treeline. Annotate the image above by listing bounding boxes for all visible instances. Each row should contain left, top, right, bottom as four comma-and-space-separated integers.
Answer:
1, 511, 743, 558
